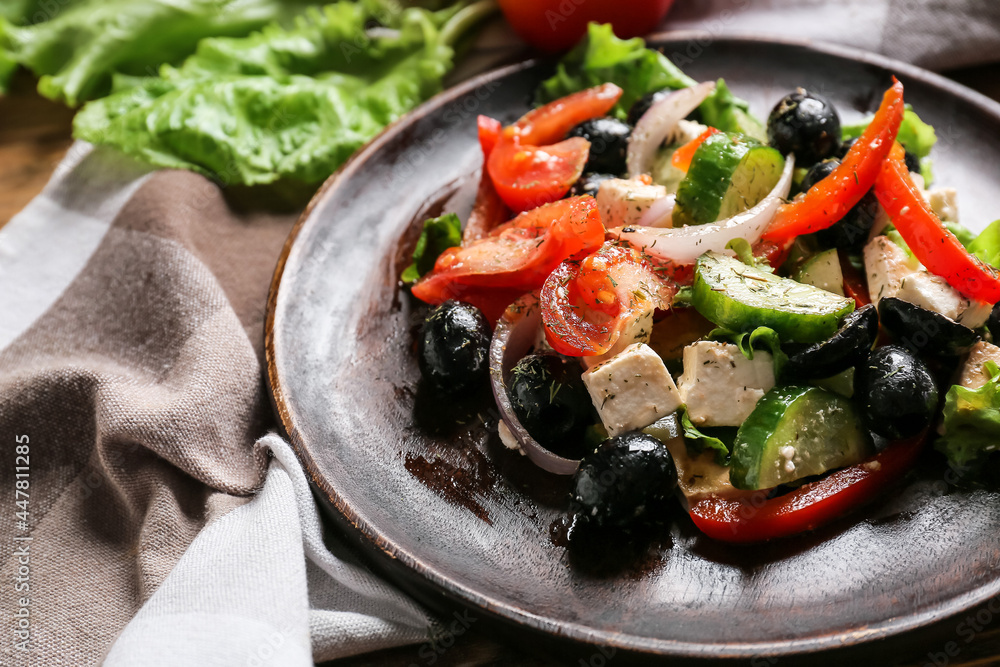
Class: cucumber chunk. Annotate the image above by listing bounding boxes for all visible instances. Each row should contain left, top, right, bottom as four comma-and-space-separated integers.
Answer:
729, 385, 872, 490
692, 251, 855, 343
673, 132, 784, 227
794, 248, 845, 296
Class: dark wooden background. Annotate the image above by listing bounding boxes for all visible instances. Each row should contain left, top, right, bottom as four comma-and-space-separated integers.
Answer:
3, 20, 1000, 667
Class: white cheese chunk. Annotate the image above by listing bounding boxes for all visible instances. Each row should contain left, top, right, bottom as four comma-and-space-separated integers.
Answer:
582, 343, 682, 437
596, 178, 670, 228
582, 308, 654, 369
925, 187, 959, 223
896, 271, 965, 321
863, 235, 919, 305
894, 268, 992, 327
959, 341, 1000, 390
672, 119, 709, 145
678, 341, 775, 427
497, 421, 525, 455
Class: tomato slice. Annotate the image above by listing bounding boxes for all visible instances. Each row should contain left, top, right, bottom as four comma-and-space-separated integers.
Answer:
477, 115, 502, 158
411, 196, 605, 316
688, 435, 924, 543
762, 79, 905, 243
874, 143, 1000, 303
488, 84, 623, 212
671, 127, 719, 172
488, 137, 591, 213
462, 172, 510, 244
541, 242, 676, 357
510, 83, 623, 146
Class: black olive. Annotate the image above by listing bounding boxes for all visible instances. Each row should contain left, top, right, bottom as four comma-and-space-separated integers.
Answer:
784, 305, 878, 380
799, 158, 840, 194
878, 297, 980, 357
841, 136, 921, 175
814, 189, 880, 251
855, 344, 939, 440
569, 432, 677, 530
627, 89, 672, 126
987, 302, 1000, 341
508, 353, 598, 459
767, 89, 842, 167
569, 172, 616, 199
567, 117, 631, 175
417, 300, 491, 392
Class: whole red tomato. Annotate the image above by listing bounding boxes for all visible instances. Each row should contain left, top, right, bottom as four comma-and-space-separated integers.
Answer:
498, 0, 674, 53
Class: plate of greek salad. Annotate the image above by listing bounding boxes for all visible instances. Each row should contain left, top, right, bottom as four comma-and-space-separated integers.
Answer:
267, 28, 1000, 659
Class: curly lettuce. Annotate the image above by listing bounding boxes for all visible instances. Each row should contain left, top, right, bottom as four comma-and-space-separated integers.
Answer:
73, 0, 484, 185
936, 361, 1000, 480
401, 213, 461, 283
536, 22, 765, 139
1, 0, 314, 105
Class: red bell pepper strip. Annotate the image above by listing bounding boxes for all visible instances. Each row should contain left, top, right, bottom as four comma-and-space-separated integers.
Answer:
762, 79, 905, 243
874, 143, 1000, 303
463, 116, 511, 244
671, 127, 720, 172
688, 434, 924, 543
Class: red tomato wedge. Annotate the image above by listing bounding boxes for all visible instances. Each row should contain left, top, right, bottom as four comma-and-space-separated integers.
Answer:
462, 173, 510, 244
411, 196, 605, 317
489, 138, 592, 213
488, 84, 623, 212
541, 242, 676, 357
477, 115, 502, 158
762, 79, 905, 243
874, 143, 1000, 303
688, 435, 925, 543
671, 127, 719, 172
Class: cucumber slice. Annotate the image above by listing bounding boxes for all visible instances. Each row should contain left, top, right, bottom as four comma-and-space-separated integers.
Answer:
672, 132, 784, 227
794, 248, 845, 296
729, 385, 872, 490
692, 251, 855, 343
649, 145, 685, 193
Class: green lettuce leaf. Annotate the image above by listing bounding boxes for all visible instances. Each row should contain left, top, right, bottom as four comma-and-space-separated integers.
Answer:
936, 361, 1000, 479
535, 22, 764, 138
679, 409, 732, 465
401, 212, 462, 283
968, 219, 1000, 269
1, 0, 315, 106
74, 0, 474, 185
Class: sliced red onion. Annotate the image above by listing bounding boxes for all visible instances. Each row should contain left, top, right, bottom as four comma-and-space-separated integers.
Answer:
610, 154, 795, 264
635, 193, 676, 228
626, 81, 715, 179
489, 292, 581, 475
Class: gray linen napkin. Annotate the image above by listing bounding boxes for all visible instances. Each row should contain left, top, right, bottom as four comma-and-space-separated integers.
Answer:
2, 3, 1000, 666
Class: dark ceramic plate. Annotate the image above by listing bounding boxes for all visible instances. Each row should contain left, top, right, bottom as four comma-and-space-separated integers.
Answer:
266, 34, 1000, 660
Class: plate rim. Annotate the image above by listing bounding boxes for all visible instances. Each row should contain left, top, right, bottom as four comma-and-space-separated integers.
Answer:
265, 32, 1000, 658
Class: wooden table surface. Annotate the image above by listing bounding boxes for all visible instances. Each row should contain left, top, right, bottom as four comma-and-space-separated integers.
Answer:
4, 40, 1000, 667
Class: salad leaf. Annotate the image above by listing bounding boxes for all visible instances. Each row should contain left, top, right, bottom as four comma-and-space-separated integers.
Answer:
709, 325, 788, 376
936, 361, 1000, 480
679, 409, 732, 465
74, 0, 477, 185
696, 78, 766, 142
401, 212, 462, 283
1, 0, 315, 106
536, 22, 693, 120
535, 22, 764, 138
968, 219, 1000, 269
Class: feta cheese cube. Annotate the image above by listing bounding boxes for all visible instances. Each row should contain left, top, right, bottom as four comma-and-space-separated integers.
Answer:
925, 187, 959, 223
896, 271, 964, 321
678, 341, 775, 427
957, 300, 993, 329
597, 178, 670, 228
672, 119, 709, 145
582, 308, 654, 369
863, 235, 919, 305
959, 341, 1000, 390
582, 343, 682, 437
